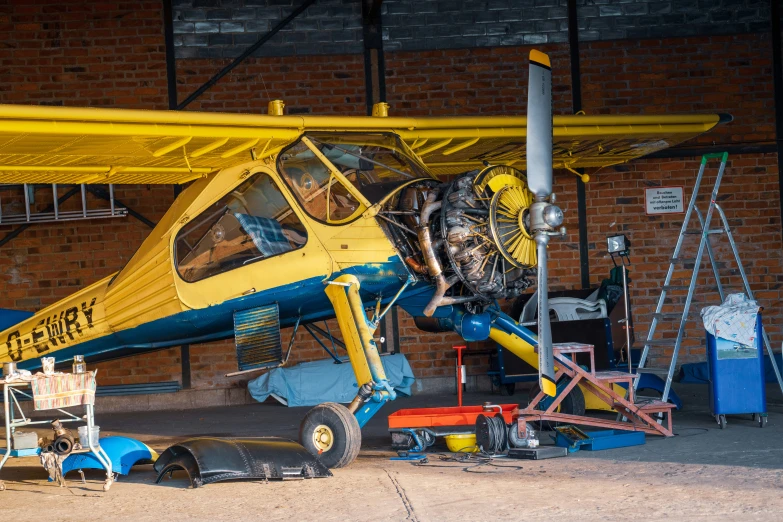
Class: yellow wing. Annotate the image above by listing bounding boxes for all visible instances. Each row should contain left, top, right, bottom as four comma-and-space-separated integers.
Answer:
0, 104, 726, 184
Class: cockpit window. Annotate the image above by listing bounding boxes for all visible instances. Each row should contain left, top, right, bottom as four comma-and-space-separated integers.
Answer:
278, 133, 432, 224
175, 172, 307, 283
276, 140, 364, 224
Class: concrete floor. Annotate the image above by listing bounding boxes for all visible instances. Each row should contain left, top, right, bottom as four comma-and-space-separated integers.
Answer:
2, 383, 783, 521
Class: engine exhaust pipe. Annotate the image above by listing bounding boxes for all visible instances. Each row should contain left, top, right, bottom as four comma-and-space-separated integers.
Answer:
418, 192, 452, 317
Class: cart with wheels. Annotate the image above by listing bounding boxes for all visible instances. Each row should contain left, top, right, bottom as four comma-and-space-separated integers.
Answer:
0, 373, 114, 491
707, 315, 767, 429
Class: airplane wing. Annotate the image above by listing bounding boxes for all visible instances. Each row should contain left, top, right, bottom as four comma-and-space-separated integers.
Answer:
0, 104, 727, 184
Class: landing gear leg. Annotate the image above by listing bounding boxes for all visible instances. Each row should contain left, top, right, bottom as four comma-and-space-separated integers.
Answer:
298, 275, 395, 468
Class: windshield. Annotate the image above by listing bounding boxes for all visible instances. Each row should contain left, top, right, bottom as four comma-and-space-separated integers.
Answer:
278, 133, 433, 222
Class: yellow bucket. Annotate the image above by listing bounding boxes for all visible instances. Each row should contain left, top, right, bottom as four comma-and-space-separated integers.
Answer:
444, 434, 479, 453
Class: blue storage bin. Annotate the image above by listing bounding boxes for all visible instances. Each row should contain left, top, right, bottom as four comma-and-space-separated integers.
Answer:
706, 314, 767, 428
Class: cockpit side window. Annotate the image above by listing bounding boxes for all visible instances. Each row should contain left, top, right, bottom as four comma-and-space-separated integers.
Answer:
174, 172, 308, 283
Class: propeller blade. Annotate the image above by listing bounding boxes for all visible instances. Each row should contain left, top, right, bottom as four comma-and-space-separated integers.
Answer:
536, 235, 557, 397
527, 49, 557, 397
526, 50, 553, 200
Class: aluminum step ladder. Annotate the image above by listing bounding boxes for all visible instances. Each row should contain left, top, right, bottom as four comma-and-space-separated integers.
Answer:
635, 152, 783, 404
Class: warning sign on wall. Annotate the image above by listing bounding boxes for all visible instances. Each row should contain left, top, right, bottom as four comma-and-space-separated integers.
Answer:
645, 186, 684, 215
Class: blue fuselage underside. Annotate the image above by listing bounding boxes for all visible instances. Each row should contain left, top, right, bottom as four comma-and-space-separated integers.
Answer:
18, 260, 427, 370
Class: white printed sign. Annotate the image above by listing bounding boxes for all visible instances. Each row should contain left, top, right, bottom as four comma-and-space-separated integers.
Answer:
645, 186, 684, 215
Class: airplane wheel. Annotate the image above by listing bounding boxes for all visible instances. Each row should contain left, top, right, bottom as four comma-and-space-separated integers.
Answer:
299, 402, 361, 469
528, 382, 585, 416
527, 382, 585, 430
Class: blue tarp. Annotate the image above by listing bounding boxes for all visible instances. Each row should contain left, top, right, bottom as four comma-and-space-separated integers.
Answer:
248, 353, 415, 407
679, 353, 783, 384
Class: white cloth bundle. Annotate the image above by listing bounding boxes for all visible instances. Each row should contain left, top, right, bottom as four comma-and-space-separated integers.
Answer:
701, 293, 760, 347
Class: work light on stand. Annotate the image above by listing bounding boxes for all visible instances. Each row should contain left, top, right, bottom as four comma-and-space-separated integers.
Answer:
607, 234, 633, 371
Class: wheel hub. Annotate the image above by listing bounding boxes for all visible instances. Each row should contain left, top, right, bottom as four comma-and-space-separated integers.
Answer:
312, 424, 334, 452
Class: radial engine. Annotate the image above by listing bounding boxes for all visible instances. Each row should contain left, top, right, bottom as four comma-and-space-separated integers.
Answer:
380, 164, 565, 317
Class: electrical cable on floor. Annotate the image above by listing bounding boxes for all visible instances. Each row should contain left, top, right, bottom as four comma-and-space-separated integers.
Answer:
673, 427, 710, 437
412, 451, 524, 474
640, 427, 711, 440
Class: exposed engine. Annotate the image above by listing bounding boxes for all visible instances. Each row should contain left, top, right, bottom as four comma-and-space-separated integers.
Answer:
381, 165, 554, 317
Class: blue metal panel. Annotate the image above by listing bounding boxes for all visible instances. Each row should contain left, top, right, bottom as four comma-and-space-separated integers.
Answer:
582, 430, 645, 451
96, 381, 182, 397
707, 315, 766, 416
0, 308, 34, 332
62, 436, 156, 476
353, 399, 387, 428
0, 448, 41, 457
492, 342, 537, 384
553, 428, 645, 452
234, 304, 283, 372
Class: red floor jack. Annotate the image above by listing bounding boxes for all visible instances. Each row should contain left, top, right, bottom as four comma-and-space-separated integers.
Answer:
388, 345, 519, 453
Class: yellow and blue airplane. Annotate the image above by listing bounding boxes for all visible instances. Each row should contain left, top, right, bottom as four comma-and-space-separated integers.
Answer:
0, 51, 725, 467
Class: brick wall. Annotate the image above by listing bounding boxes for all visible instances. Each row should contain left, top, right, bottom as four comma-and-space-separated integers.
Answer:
0, 1, 180, 386
384, 44, 574, 115
580, 33, 774, 146
0, 2, 169, 108
171, 0, 772, 58
578, 32, 780, 367
587, 154, 782, 368
173, 54, 367, 113
1, 1, 780, 391
173, 0, 362, 58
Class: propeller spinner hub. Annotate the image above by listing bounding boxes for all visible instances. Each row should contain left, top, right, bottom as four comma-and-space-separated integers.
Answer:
543, 204, 564, 228
529, 199, 565, 236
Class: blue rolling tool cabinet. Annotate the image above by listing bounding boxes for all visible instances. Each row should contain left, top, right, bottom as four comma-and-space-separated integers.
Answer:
707, 315, 767, 429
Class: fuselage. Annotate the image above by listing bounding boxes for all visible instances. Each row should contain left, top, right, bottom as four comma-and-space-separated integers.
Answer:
1, 135, 428, 369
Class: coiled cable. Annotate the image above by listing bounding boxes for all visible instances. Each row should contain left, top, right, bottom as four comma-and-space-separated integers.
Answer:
475, 413, 508, 454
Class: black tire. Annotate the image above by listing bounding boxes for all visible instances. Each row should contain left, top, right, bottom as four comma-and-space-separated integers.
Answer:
528, 382, 586, 417
718, 414, 727, 429
564, 385, 586, 416
759, 415, 768, 428
527, 382, 586, 431
500, 382, 516, 396
299, 402, 361, 469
